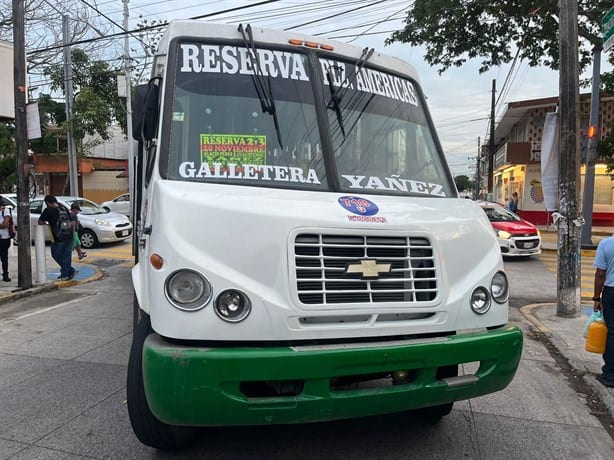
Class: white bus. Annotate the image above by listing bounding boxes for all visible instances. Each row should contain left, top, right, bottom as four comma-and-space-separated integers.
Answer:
127, 21, 522, 449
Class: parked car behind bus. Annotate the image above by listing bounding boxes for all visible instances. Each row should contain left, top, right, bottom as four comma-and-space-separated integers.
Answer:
101, 193, 131, 218
30, 196, 133, 249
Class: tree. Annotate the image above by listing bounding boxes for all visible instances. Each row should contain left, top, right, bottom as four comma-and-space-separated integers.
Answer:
454, 174, 474, 192
29, 94, 67, 154
41, 48, 125, 152
0, 122, 14, 156
387, 1, 609, 74
132, 16, 166, 83
387, 1, 614, 179
0, 122, 16, 192
0, 0, 119, 74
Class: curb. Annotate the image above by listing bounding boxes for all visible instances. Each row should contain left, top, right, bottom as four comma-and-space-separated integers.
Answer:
519, 303, 552, 334
0, 263, 104, 305
0, 283, 58, 304
541, 246, 596, 256
54, 264, 105, 288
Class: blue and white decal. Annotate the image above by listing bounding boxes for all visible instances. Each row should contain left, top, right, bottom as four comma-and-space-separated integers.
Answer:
338, 196, 388, 223
338, 196, 379, 215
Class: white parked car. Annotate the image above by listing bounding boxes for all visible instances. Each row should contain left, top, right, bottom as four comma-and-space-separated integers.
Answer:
0, 193, 18, 224
0, 193, 17, 208
30, 196, 133, 249
101, 193, 131, 218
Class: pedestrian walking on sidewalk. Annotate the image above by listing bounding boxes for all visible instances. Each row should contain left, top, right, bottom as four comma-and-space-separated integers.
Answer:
0, 201, 14, 282
592, 236, 614, 388
38, 195, 77, 281
69, 203, 87, 260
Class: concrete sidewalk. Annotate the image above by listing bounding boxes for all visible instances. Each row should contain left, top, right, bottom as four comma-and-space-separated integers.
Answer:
537, 225, 613, 252
520, 303, 614, 423
0, 241, 102, 301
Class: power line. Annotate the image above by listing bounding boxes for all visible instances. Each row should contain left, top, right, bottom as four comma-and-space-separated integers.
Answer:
28, 0, 283, 55
78, 0, 150, 48
284, 0, 390, 31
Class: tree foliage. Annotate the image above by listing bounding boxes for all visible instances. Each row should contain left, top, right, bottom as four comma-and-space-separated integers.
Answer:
454, 174, 474, 192
0, 122, 14, 156
41, 48, 126, 151
387, 0, 609, 74
131, 16, 166, 83
0, 123, 16, 192
29, 94, 66, 154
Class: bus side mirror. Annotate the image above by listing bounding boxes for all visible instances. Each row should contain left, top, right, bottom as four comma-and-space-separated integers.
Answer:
132, 80, 160, 142
142, 82, 160, 142
132, 84, 148, 141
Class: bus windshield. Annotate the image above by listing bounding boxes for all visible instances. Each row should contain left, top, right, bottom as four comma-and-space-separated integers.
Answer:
165, 41, 327, 190
322, 57, 454, 197
163, 40, 454, 197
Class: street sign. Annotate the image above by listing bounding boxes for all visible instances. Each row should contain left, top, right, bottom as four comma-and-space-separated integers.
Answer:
603, 6, 614, 52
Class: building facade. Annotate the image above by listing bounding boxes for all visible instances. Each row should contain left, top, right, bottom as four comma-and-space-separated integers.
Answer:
485, 94, 614, 225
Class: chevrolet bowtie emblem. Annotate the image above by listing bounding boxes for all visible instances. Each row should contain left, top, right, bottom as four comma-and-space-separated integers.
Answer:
346, 259, 391, 278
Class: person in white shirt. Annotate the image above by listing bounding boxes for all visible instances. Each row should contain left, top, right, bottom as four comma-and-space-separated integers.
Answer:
0, 202, 13, 282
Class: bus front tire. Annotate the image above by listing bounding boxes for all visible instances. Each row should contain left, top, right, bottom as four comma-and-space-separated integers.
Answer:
416, 402, 454, 420
127, 313, 196, 450
415, 364, 457, 421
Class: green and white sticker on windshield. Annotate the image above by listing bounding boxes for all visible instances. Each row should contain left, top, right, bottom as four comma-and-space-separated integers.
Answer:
200, 134, 266, 166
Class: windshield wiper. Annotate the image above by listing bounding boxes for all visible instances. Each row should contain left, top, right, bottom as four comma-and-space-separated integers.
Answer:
326, 67, 345, 138
336, 47, 374, 104
326, 47, 374, 140
238, 24, 283, 148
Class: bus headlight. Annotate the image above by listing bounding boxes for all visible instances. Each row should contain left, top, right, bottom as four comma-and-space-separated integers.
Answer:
470, 287, 491, 314
491, 271, 509, 303
215, 289, 251, 322
165, 270, 212, 311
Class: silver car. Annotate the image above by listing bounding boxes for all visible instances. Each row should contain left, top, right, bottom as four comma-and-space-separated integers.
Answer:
30, 196, 133, 249
101, 193, 131, 218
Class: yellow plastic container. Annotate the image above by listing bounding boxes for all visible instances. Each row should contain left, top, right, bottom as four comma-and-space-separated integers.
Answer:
585, 320, 608, 354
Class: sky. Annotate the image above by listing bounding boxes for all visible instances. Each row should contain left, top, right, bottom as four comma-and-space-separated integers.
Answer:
72, 0, 593, 177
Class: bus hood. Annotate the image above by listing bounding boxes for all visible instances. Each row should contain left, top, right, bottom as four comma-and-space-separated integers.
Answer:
138, 182, 505, 340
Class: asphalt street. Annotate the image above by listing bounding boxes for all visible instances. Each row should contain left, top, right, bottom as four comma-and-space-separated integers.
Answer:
0, 243, 613, 458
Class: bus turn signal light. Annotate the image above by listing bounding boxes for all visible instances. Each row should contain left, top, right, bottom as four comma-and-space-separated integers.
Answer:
150, 254, 164, 270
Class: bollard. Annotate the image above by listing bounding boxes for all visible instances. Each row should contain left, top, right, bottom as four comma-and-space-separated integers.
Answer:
35, 224, 47, 283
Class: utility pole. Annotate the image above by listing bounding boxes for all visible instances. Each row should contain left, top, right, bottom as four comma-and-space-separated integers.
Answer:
12, 0, 33, 289
487, 80, 496, 198
557, 0, 581, 317
475, 137, 481, 199
580, 42, 602, 249
63, 14, 78, 196
123, 0, 134, 235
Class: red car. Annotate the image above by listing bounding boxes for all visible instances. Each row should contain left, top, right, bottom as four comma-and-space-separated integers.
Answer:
476, 201, 542, 257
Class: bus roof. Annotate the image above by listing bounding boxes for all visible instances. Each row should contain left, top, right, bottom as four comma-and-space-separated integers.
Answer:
156, 20, 420, 83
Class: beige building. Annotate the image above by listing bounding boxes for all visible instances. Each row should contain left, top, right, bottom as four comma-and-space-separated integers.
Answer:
485, 94, 614, 225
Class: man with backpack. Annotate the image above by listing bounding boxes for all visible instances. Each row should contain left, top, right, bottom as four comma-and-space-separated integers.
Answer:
38, 194, 77, 281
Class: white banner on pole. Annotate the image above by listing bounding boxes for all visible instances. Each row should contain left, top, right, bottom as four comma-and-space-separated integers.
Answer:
26, 102, 41, 139
540, 111, 560, 211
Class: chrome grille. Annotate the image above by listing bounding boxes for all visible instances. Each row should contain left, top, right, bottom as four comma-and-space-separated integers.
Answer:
294, 234, 437, 305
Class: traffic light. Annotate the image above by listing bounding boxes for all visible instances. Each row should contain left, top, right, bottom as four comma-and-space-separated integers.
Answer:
587, 125, 598, 139
585, 124, 599, 164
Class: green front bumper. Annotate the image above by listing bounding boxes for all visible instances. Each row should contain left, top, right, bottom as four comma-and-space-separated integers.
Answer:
143, 325, 522, 426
